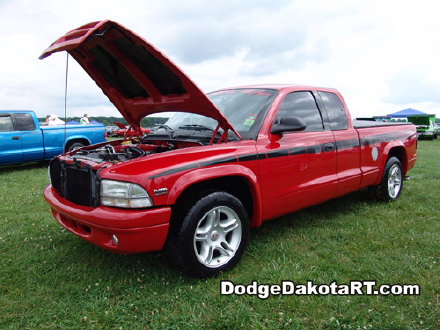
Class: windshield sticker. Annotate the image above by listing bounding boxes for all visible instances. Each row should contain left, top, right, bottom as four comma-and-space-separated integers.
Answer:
244, 114, 257, 127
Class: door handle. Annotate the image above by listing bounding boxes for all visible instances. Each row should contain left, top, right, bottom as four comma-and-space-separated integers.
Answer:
11, 136, 20, 140
322, 142, 335, 152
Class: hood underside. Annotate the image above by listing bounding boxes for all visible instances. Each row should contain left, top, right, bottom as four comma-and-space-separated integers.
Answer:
40, 20, 238, 135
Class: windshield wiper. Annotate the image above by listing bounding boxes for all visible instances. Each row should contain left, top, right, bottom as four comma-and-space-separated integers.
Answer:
157, 124, 174, 131
153, 124, 175, 138
178, 124, 216, 131
177, 124, 240, 142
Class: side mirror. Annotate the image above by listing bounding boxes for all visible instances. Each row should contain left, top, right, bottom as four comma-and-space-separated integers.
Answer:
271, 117, 306, 135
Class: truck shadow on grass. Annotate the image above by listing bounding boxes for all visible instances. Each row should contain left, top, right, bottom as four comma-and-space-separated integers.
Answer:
252, 188, 373, 238
0, 161, 49, 173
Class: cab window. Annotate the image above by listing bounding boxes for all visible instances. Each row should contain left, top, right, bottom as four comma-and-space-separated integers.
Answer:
0, 116, 14, 132
319, 92, 348, 130
12, 113, 36, 131
275, 91, 324, 131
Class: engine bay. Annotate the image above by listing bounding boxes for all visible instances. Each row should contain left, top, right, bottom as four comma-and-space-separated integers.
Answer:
71, 139, 202, 163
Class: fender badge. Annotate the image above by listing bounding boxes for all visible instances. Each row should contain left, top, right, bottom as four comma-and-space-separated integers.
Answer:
154, 188, 168, 196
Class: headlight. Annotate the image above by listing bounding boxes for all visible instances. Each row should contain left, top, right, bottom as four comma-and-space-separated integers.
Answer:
100, 179, 153, 208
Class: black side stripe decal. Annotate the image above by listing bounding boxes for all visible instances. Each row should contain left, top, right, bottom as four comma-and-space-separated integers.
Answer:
289, 147, 307, 155
360, 131, 412, 146
200, 156, 238, 167
148, 131, 412, 179
336, 139, 360, 150
266, 149, 289, 158
149, 163, 199, 178
237, 154, 259, 162
149, 144, 329, 179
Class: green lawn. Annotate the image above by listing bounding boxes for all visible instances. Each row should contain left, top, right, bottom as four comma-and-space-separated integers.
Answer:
0, 140, 439, 329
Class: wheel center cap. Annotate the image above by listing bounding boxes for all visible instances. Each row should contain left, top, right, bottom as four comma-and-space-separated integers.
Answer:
211, 231, 219, 241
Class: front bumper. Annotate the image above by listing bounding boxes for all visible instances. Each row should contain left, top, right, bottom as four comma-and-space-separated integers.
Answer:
417, 131, 434, 138
44, 185, 171, 254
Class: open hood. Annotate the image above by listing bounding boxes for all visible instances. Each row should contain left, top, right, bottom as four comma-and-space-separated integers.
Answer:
40, 20, 239, 136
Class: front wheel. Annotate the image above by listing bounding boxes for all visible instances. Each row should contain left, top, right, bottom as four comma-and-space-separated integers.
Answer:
369, 156, 403, 201
166, 191, 249, 278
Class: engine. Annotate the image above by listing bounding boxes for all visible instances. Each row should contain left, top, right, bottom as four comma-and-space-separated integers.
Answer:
70, 139, 202, 163
50, 139, 203, 207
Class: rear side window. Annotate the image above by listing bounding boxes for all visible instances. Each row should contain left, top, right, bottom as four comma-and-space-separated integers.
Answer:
276, 91, 324, 131
319, 92, 348, 130
0, 116, 14, 132
13, 113, 36, 131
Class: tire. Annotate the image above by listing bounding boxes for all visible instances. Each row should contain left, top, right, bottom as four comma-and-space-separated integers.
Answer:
369, 156, 403, 201
166, 191, 249, 278
66, 141, 85, 152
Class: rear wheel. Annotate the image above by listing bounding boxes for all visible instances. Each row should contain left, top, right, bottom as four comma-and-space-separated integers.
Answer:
166, 191, 249, 278
66, 141, 85, 152
369, 156, 403, 201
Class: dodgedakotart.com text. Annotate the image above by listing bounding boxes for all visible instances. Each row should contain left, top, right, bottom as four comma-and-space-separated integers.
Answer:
220, 280, 420, 299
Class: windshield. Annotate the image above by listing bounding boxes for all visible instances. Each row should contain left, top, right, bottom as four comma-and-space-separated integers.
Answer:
147, 88, 278, 140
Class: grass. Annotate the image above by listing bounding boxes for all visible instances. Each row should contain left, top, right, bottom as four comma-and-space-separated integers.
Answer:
0, 140, 439, 329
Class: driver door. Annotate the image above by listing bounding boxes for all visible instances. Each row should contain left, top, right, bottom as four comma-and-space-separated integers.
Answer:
257, 91, 338, 220
0, 114, 23, 164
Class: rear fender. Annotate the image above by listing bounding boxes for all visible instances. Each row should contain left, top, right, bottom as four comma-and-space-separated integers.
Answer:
376, 141, 407, 184
64, 136, 92, 150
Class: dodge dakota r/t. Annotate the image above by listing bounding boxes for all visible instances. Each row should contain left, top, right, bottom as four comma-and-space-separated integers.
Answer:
41, 21, 417, 277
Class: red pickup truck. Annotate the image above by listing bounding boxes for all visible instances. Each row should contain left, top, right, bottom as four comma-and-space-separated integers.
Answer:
42, 21, 417, 277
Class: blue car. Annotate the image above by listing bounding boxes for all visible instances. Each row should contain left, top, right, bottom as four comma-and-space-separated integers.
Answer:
0, 110, 106, 165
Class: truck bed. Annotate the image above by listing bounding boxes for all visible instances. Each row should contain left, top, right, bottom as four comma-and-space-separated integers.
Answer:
353, 120, 414, 129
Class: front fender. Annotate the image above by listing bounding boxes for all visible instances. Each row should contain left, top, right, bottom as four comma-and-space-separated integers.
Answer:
166, 164, 263, 227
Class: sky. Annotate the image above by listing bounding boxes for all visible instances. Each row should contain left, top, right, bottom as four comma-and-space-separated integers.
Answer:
0, 0, 439, 120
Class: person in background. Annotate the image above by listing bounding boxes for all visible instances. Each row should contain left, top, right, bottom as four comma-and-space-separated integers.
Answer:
48, 114, 65, 126
80, 114, 90, 125
44, 115, 50, 125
